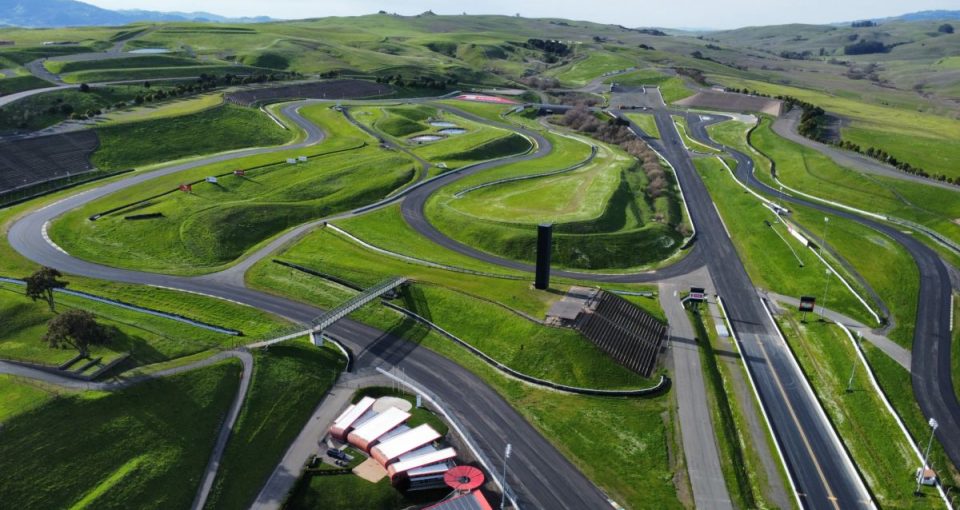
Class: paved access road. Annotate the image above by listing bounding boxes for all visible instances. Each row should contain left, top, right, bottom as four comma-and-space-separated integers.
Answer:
7, 101, 614, 510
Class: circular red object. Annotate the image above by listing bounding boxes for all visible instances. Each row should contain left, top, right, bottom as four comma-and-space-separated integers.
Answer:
444, 465, 485, 490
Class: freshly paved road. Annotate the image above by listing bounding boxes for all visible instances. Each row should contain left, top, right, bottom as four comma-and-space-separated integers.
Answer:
686, 111, 960, 479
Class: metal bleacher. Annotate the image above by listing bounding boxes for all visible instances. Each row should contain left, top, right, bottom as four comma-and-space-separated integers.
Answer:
311, 277, 408, 333
573, 291, 667, 377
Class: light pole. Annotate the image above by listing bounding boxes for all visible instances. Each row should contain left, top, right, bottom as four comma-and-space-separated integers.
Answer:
846, 332, 860, 393
500, 443, 512, 510
820, 268, 832, 320
916, 417, 938, 495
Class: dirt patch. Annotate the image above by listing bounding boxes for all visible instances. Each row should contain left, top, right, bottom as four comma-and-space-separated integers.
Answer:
952, 218, 960, 226
675, 90, 783, 116
353, 457, 387, 483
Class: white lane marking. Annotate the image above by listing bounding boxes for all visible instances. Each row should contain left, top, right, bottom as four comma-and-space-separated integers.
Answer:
41, 221, 68, 255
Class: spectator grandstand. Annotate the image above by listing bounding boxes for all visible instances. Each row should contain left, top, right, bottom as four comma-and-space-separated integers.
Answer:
574, 291, 668, 377
0, 130, 99, 194
225, 79, 393, 106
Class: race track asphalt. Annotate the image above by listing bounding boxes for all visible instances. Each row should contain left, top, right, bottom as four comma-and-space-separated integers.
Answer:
6, 100, 614, 509
685, 112, 960, 478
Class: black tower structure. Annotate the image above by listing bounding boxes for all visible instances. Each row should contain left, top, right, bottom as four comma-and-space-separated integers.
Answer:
535, 223, 553, 290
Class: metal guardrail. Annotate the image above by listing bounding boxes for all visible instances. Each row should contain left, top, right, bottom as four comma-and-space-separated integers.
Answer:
310, 277, 408, 329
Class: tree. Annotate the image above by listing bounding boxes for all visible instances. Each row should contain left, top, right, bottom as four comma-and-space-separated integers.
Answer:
43, 309, 107, 358
79, 83, 90, 93
24, 267, 67, 312
939, 23, 954, 34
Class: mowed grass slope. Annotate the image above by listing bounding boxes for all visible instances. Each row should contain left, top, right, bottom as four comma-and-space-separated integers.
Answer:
91, 103, 292, 170
426, 129, 684, 270
712, 77, 960, 180
747, 117, 960, 246
779, 314, 942, 506
204, 340, 344, 510
0, 361, 241, 509
53, 106, 415, 274
0, 282, 246, 368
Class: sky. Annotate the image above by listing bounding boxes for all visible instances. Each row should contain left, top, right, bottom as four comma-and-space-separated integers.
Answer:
83, 0, 958, 29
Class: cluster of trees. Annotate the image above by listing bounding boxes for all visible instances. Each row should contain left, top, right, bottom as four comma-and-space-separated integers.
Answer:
24, 267, 108, 359
525, 38, 570, 56
373, 74, 455, 89
675, 67, 708, 85
835, 140, 957, 184
844, 39, 889, 55
778, 95, 828, 140
851, 20, 878, 28
556, 106, 676, 213
939, 23, 954, 34
780, 50, 813, 60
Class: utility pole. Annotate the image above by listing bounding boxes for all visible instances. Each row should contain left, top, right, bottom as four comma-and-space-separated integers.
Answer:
500, 443, 512, 510
916, 417, 938, 495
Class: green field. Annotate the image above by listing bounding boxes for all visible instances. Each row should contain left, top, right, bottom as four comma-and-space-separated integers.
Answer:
91, 103, 291, 170
0, 281, 244, 368
99, 92, 224, 125
550, 51, 636, 87
694, 157, 874, 325
626, 112, 660, 138
0, 74, 52, 96
61, 65, 261, 84
606, 69, 694, 104
204, 340, 344, 510
0, 84, 160, 132
779, 314, 942, 506
0, 361, 241, 509
44, 55, 206, 74
711, 77, 960, 180
0, 375, 60, 422
746, 117, 960, 247
425, 128, 684, 270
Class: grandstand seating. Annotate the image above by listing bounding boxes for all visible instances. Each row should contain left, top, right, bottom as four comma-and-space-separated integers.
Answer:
0, 130, 99, 193
226, 79, 393, 106
573, 291, 667, 377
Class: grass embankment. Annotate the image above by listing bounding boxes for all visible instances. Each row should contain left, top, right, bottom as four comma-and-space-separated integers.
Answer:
605, 68, 693, 104
426, 130, 684, 270
864, 343, 960, 492
549, 51, 636, 87
0, 375, 59, 422
99, 92, 223, 125
0, 361, 241, 509
748, 117, 960, 247
53, 106, 415, 274
694, 157, 873, 325
777, 312, 943, 506
0, 75, 52, 96
204, 340, 345, 510
62, 65, 260, 84
248, 230, 682, 506
91, 103, 291, 170
704, 120, 923, 345
626, 112, 660, 138
0, 281, 259, 368
711, 77, 960, 180
44, 55, 205, 74
0, 84, 160, 132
